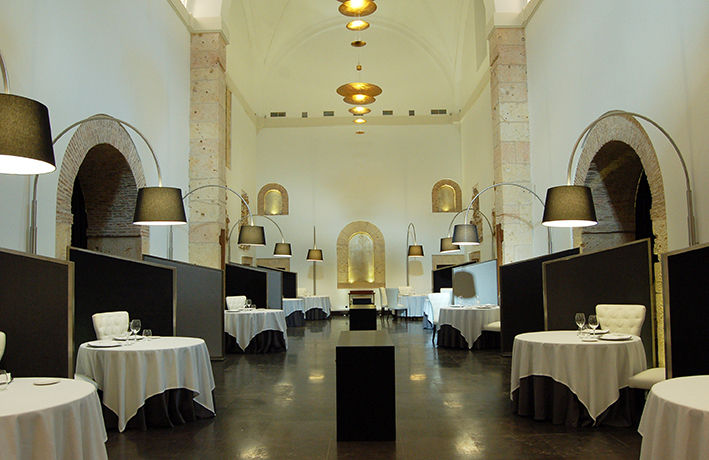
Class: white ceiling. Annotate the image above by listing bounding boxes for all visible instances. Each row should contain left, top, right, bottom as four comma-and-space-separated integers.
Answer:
222, 0, 489, 120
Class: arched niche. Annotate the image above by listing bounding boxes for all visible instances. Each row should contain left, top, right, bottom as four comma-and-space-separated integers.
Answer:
337, 221, 386, 288
432, 179, 462, 212
257, 183, 289, 215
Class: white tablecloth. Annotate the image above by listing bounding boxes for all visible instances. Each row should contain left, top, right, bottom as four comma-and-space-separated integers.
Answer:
224, 309, 288, 350
0, 377, 107, 460
438, 306, 500, 348
399, 294, 428, 317
638, 375, 709, 460
282, 298, 305, 317
511, 330, 646, 421
75, 337, 216, 432
303, 296, 331, 316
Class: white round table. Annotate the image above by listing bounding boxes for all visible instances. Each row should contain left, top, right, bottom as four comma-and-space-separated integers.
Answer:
75, 337, 215, 432
0, 377, 107, 460
224, 308, 288, 350
638, 375, 709, 460
437, 306, 500, 349
398, 294, 427, 317
303, 296, 331, 319
511, 330, 647, 424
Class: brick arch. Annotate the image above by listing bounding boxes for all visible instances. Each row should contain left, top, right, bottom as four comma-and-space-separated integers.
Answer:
336, 221, 386, 288
572, 113, 667, 365
55, 118, 148, 260
257, 183, 289, 215
432, 179, 462, 212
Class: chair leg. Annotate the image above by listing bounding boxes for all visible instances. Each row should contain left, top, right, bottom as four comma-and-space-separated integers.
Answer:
432, 326, 436, 345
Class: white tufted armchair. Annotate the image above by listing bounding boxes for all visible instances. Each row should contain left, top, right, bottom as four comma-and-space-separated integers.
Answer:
92, 311, 129, 340
226, 296, 247, 310
595, 304, 645, 336
0, 331, 5, 361
427, 292, 452, 326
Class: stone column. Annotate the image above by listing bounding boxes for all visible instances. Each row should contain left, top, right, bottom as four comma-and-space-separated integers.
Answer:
489, 27, 532, 264
189, 33, 228, 269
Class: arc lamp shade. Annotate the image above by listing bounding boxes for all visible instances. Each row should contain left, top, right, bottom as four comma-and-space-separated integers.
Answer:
440, 237, 459, 253
238, 225, 266, 246
0, 94, 56, 175
132, 187, 187, 225
274, 242, 292, 258
307, 248, 323, 262
451, 223, 480, 245
542, 185, 598, 227
407, 244, 424, 258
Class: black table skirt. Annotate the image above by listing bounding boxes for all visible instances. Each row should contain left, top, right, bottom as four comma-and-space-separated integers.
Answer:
512, 375, 644, 427
225, 330, 287, 353
286, 310, 305, 327
305, 308, 329, 320
436, 325, 500, 350
100, 388, 215, 431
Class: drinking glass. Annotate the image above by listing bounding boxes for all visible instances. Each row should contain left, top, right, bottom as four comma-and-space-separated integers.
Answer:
574, 313, 586, 336
588, 314, 599, 338
0, 370, 8, 391
143, 329, 152, 340
130, 319, 142, 341
245, 299, 252, 309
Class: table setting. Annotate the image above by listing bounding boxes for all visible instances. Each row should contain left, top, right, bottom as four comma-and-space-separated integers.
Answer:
224, 308, 288, 353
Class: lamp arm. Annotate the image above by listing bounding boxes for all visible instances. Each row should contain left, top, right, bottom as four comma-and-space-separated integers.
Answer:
182, 184, 254, 225
446, 209, 494, 238
227, 214, 285, 244
407, 222, 417, 246
0, 50, 9, 94
565, 109, 696, 245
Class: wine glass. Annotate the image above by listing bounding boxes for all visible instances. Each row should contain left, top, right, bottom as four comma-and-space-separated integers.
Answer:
588, 314, 599, 338
0, 370, 8, 391
143, 329, 152, 341
245, 299, 252, 309
130, 319, 142, 341
574, 313, 586, 336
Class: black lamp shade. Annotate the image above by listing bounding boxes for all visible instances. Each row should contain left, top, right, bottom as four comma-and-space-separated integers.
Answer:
0, 94, 56, 175
307, 248, 323, 262
440, 237, 459, 253
133, 186, 187, 225
274, 242, 292, 257
407, 244, 424, 257
238, 225, 266, 246
452, 223, 480, 245
542, 185, 598, 227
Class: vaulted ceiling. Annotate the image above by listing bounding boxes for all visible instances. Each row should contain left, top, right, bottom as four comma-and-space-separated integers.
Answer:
222, 0, 490, 121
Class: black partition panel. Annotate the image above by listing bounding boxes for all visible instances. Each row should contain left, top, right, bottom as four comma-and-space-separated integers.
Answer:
663, 243, 709, 378
70, 248, 175, 350
543, 239, 654, 364
143, 255, 224, 360
499, 248, 579, 355
0, 249, 73, 378
432, 266, 453, 292
225, 263, 268, 308
282, 271, 297, 298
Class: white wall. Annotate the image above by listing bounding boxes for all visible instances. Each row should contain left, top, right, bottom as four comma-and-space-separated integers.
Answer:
0, 0, 190, 258
526, 0, 709, 251
231, 123, 462, 309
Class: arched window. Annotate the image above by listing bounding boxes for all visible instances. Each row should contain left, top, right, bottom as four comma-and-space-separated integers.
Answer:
337, 221, 385, 288
432, 179, 462, 212
257, 183, 289, 215
348, 232, 375, 283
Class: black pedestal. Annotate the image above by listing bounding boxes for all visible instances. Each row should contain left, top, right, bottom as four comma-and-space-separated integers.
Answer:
336, 330, 395, 441
349, 305, 377, 331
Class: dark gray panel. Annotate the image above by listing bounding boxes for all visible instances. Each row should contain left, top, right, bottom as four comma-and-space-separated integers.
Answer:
0, 249, 73, 377
143, 255, 224, 360
543, 239, 654, 364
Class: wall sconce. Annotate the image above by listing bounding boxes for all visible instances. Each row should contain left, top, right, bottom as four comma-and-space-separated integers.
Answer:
226, 213, 291, 263
0, 51, 55, 175
452, 182, 552, 253
441, 209, 495, 253
405, 222, 423, 286
26, 113, 186, 254
168, 184, 265, 260
542, 110, 697, 246
306, 226, 323, 295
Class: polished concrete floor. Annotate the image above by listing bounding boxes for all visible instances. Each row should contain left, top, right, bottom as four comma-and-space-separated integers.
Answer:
106, 317, 642, 459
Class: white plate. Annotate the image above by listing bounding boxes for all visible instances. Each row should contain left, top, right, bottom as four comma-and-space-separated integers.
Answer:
33, 378, 60, 386
600, 333, 632, 341
114, 335, 143, 341
594, 329, 610, 335
88, 340, 122, 348
581, 337, 599, 342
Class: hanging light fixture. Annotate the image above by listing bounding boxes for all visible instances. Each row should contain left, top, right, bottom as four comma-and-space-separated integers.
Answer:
306, 227, 323, 262
351, 40, 367, 47
353, 118, 366, 124
338, 0, 377, 17
337, 82, 382, 106
349, 106, 370, 115
439, 237, 459, 254
346, 20, 370, 31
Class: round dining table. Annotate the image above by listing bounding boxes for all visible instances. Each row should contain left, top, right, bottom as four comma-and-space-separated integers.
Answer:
0, 377, 108, 459
282, 298, 306, 327
638, 375, 709, 460
511, 330, 647, 426
437, 305, 500, 349
75, 336, 216, 432
224, 308, 288, 352
303, 295, 332, 320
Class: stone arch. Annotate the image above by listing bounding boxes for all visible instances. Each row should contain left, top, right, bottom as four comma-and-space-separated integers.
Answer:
55, 118, 148, 260
432, 179, 462, 212
257, 183, 289, 215
337, 221, 386, 288
572, 113, 668, 364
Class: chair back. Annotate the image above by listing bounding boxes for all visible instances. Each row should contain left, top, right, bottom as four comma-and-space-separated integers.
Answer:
386, 288, 399, 307
440, 288, 453, 305
92, 311, 129, 340
0, 331, 5, 361
427, 292, 451, 325
398, 286, 413, 296
379, 287, 389, 307
595, 304, 645, 336
226, 296, 247, 310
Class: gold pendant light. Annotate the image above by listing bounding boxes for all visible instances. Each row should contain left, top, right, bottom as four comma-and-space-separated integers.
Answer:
349, 106, 371, 115
338, 0, 377, 17
346, 20, 370, 31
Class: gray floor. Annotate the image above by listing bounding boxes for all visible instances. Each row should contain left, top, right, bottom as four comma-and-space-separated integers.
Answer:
106, 316, 642, 459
